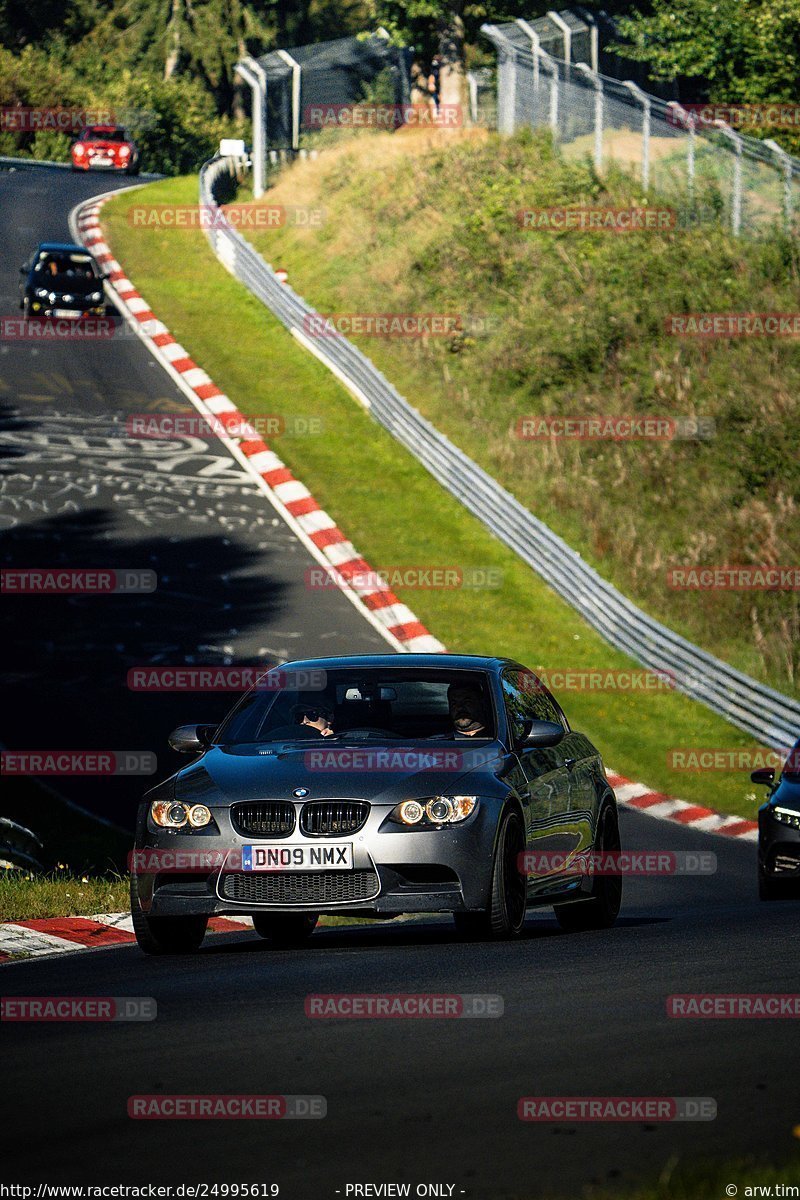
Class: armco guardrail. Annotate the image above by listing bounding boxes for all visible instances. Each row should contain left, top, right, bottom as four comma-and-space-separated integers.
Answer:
199, 156, 800, 752
0, 818, 44, 872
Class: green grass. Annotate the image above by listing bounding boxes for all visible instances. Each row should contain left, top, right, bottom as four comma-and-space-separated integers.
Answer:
0, 872, 128, 922
240, 127, 800, 701
101, 172, 778, 820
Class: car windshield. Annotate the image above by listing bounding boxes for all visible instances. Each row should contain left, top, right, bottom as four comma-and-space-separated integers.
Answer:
215, 668, 497, 745
83, 128, 127, 142
33, 253, 97, 281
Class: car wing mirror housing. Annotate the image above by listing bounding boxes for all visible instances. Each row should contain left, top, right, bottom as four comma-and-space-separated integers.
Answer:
750, 767, 775, 786
168, 724, 215, 753
523, 719, 565, 749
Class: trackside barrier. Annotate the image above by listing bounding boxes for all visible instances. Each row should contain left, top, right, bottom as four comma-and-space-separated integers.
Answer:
198, 155, 800, 751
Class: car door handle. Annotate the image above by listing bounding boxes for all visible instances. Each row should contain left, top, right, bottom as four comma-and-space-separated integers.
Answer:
564, 758, 577, 770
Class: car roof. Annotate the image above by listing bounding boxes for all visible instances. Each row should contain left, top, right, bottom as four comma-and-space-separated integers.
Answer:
276, 653, 522, 674
83, 125, 125, 134
36, 243, 91, 254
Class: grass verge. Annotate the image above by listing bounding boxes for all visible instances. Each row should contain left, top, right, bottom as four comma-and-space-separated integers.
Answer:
0, 873, 128, 922
101, 172, 775, 820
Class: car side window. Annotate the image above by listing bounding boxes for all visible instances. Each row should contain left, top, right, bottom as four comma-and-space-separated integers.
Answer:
502, 669, 566, 742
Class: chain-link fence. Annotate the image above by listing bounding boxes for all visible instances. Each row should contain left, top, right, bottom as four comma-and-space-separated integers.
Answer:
482, 25, 800, 237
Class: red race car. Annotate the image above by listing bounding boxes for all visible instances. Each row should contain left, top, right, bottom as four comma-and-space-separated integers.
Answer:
71, 125, 141, 174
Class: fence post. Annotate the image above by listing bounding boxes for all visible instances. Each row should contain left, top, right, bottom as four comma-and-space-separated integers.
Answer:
482, 27, 520, 135
234, 61, 265, 198
575, 62, 603, 172
764, 138, 794, 233
622, 80, 651, 191
515, 18, 540, 93
667, 101, 695, 207
714, 119, 743, 235
276, 48, 301, 151
546, 10, 572, 67
535, 48, 559, 138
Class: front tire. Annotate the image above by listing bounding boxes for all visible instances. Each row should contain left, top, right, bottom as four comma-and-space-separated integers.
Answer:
252, 913, 318, 946
455, 809, 526, 939
554, 802, 622, 932
130, 873, 208, 955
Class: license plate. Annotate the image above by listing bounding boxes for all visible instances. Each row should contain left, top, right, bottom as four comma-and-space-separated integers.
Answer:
92, 156, 112, 165
242, 843, 353, 871
53, 309, 82, 318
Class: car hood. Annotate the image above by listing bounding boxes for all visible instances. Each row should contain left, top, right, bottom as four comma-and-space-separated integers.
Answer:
173, 741, 508, 806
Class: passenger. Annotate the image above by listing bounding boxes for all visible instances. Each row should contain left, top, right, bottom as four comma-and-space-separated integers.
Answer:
447, 683, 489, 737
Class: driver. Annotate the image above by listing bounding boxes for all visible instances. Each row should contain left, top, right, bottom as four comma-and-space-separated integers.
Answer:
293, 703, 335, 738
448, 683, 489, 737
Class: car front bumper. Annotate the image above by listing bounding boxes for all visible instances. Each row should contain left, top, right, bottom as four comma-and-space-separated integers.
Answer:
758, 810, 800, 881
133, 800, 501, 918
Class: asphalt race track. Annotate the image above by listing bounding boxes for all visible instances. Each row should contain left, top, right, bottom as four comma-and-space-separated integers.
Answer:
0, 163, 385, 829
2, 165, 798, 1199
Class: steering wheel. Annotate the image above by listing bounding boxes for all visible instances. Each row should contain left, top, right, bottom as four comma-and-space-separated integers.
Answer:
338, 727, 399, 738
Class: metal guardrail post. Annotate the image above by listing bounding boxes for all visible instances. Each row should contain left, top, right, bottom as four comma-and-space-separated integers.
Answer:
764, 138, 793, 232
246, 57, 268, 193
546, 10, 572, 66
575, 62, 603, 171
537, 48, 560, 137
482, 26, 518, 135
714, 119, 744, 235
234, 61, 265, 198
622, 80, 651, 191
667, 102, 696, 205
276, 48, 302, 152
515, 19, 540, 93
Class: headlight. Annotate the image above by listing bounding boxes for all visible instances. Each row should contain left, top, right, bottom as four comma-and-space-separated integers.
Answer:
150, 800, 214, 829
120, 145, 130, 156
391, 796, 478, 827
88, 291, 102, 302
34, 288, 49, 299
772, 806, 800, 829
74, 144, 85, 156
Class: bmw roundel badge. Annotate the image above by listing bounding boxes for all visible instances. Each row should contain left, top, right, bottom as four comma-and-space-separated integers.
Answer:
293, 787, 310, 798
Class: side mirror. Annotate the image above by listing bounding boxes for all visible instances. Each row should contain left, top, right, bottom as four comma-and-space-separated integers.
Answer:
523, 719, 564, 749
751, 767, 775, 786
168, 724, 215, 753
